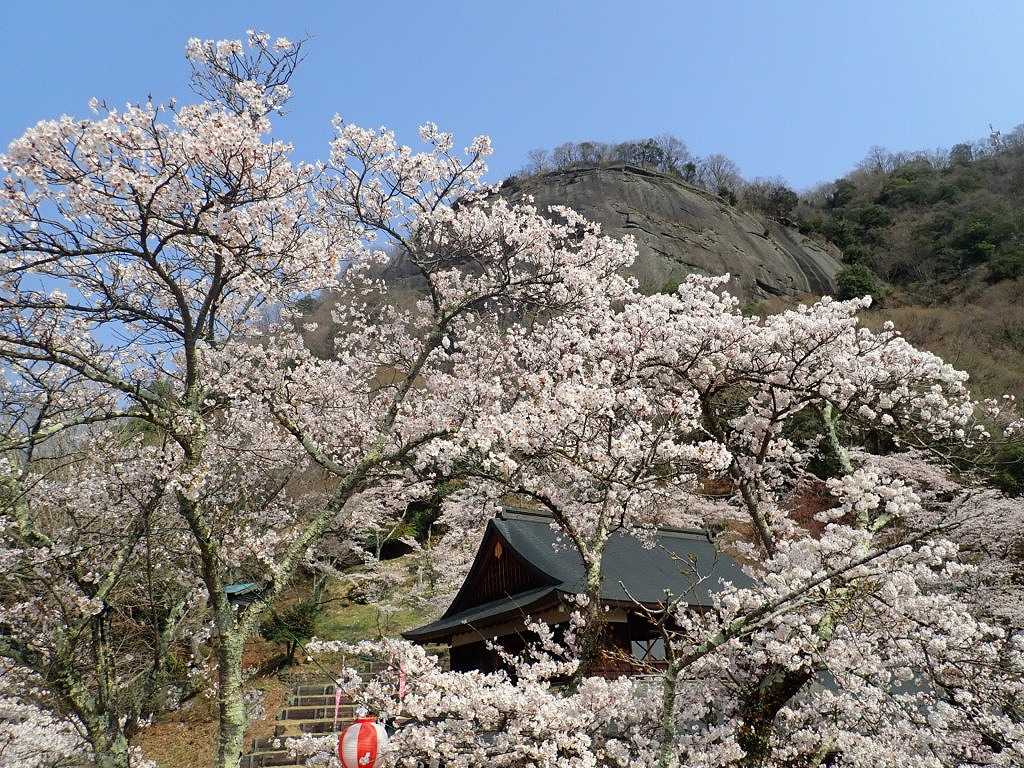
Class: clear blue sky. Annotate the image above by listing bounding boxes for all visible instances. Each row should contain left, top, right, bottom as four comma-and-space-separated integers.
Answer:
4, 1, 1023, 192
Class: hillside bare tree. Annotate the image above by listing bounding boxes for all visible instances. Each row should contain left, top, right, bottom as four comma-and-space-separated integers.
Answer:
697, 153, 742, 199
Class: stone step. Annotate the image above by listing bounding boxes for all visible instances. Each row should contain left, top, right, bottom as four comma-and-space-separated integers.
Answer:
278, 706, 353, 721
240, 749, 307, 768
251, 737, 289, 752
244, 656, 401, 767
275, 719, 337, 737
292, 684, 338, 698
291, 679, 382, 699
289, 694, 352, 707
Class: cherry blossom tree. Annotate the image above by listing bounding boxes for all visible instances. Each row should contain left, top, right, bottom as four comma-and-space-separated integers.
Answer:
370, 277, 1024, 766
0, 30, 347, 767
0, 30, 639, 768
0, 666, 86, 768
448, 274, 731, 681
589, 280, 1018, 765
0, 428, 201, 768
623, 280, 1022, 765
197, 127, 639, 761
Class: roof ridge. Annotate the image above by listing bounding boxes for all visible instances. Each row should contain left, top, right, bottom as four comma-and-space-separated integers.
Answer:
497, 506, 714, 542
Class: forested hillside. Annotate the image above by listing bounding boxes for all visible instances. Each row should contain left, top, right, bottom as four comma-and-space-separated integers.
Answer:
796, 135, 1024, 402
797, 133, 1024, 288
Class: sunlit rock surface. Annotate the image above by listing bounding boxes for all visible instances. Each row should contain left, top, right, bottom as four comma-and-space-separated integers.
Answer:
501, 164, 844, 301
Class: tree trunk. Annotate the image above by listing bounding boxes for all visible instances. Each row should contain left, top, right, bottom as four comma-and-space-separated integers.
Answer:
309, 570, 327, 610
214, 628, 248, 768
84, 719, 132, 768
734, 666, 813, 767
78, 616, 134, 768
568, 557, 606, 689
658, 656, 683, 768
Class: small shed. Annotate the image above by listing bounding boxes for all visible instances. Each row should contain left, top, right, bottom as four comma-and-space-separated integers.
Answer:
404, 508, 750, 676
225, 581, 262, 608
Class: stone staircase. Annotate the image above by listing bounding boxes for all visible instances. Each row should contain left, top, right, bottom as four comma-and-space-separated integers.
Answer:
241, 660, 391, 768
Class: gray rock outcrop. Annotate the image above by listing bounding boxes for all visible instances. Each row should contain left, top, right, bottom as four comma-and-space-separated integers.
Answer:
500, 165, 843, 301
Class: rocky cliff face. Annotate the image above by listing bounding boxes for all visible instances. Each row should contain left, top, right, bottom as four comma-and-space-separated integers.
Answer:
500, 165, 844, 301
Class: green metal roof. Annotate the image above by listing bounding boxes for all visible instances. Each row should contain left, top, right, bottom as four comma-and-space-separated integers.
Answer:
224, 582, 260, 595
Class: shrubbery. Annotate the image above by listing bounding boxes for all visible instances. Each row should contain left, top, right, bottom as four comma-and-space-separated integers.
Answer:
836, 263, 884, 301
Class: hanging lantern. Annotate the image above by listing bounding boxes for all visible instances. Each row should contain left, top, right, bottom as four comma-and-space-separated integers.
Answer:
338, 717, 388, 768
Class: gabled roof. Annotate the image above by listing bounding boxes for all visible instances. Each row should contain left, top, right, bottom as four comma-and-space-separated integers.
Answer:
404, 508, 751, 643
402, 586, 560, 642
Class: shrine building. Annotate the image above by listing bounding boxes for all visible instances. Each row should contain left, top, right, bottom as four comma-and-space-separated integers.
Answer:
404, 507, 750, 676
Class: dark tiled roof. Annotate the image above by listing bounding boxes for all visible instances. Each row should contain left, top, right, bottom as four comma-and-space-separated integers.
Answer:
402, 585, 559, 642
404, 508, 750, 643
490, 508, 750, 605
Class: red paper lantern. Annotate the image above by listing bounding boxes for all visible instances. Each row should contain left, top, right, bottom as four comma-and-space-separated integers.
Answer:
338, 717, 388, 768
